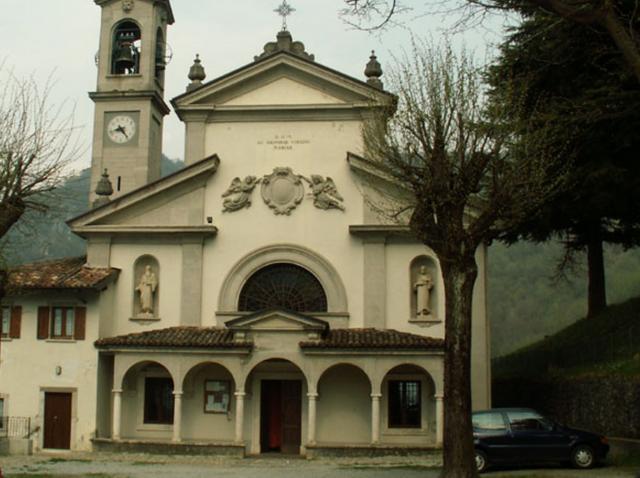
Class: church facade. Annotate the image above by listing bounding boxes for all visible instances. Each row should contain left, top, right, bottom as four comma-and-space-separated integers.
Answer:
0, 0, 490, 455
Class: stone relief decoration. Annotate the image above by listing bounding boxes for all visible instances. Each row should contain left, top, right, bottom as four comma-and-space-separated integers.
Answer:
261, 167, 305, 215
132, 255, 159, 320
122, 0, 134, 12
222, 176, 260, 212
303, 175, 345, 211
221, 168, 346, 215
410, 256, 439, 322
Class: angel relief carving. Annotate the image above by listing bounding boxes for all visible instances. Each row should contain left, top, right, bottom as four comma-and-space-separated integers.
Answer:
304, 175, 345, 211
220, 169, 345, 214
222, 176, 260, 212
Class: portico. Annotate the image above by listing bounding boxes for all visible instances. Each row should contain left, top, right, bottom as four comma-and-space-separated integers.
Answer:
95, 310, 444, 456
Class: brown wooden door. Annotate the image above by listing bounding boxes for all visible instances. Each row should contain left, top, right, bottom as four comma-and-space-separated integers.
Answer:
280, 380, 302, 454
44, 392, 72, 449
260, 380, 302, 454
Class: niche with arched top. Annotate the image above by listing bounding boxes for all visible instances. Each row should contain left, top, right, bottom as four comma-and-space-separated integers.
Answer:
112, 20, 142, 75
409, 256, 439, 321
132, 255, 160, 320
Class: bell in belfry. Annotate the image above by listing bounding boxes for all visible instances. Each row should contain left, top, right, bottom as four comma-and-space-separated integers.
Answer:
114, 41, 136, 73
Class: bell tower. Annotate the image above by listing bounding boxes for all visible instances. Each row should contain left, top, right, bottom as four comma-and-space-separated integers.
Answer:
89, 0, 174, 203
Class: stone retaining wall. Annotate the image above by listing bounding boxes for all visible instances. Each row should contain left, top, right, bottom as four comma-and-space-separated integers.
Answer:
493, 375, 640, 439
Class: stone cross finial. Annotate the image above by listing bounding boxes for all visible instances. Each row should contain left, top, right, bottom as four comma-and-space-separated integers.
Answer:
274, 0, 296, 31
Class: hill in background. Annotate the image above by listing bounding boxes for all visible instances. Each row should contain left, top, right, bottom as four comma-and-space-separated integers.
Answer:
3, 156, 640, 357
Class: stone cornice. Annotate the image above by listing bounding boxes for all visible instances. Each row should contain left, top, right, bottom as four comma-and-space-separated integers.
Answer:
89, 90, 171, 116
73, 225, 218, 239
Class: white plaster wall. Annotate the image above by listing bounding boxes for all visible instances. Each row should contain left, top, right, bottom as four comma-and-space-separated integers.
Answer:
201, 119, 366, 327
109, 243, 183, 335
316, 366, 370, 445
0, 295, 100, 451
181, 364, 236, 442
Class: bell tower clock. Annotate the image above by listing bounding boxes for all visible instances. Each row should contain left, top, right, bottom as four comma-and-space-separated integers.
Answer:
89, 0, 174, 203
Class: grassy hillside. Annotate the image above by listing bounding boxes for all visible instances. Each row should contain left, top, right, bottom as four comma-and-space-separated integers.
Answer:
488, 241, 640, 356
493, 296, 640, 379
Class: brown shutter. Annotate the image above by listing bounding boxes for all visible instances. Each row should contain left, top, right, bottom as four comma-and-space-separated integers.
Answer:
74, 307, 86, 340
37, 307, 50, 340
9, 306, 22, 339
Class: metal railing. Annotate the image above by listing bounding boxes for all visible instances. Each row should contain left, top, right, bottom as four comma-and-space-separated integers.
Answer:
0, 417, 31, 438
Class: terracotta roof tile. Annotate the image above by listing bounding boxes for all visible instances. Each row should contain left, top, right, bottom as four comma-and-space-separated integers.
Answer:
300, 328, 444, 350
95, 326, 253, 349
7, 257, 119, 291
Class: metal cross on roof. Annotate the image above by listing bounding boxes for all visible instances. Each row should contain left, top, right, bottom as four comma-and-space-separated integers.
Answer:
274, 0, 296, 31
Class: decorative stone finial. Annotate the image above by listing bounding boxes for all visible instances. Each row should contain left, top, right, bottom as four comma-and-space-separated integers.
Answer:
93, 169, 114, 208
255, 30, 315, 62
187, 54, 206, 92
365, 50, 384, 90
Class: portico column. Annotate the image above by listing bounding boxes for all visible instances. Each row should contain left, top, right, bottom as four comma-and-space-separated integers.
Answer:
112, 389, 122, 440
172, 390, 183, 442
371, 393, 382, 444
234, 390, 246, 443
435, 393, 444, 446
307, 392, 318, 445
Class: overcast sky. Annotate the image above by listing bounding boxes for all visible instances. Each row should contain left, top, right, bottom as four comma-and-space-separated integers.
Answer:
0, 0, 506, 172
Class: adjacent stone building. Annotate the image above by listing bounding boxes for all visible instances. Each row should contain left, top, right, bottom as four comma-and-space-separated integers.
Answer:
0, 0, 490, 455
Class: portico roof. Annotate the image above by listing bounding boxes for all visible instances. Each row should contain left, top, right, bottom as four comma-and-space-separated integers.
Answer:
300, 328, 444, 351
95, 325, 442, 352
95, 326, 252, 350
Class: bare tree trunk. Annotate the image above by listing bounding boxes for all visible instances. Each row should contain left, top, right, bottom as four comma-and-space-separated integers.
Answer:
441, 256, 479, 478
598, 7, 640, 84
0, 200, 26, 238
587, 227, 606, 317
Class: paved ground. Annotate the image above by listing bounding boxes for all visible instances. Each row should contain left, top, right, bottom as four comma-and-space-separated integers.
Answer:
0, 452, 638, 478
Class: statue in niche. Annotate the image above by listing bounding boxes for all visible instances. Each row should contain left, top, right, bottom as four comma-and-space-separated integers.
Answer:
136, 265, 158, 316
414, 266, 433, 317
304, 175, 345, 211
222, 176, 260, 212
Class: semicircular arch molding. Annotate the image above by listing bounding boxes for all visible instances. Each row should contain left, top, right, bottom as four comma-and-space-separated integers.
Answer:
238, 355, 310, 391
374, 362, 441, 396
315, 362, 373, 394
218, 244, 348, 313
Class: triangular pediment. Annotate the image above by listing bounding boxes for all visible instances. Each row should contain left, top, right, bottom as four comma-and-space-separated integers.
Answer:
68, 155, 220, 235
225, 309, 329, 332
172, 52, 395, 118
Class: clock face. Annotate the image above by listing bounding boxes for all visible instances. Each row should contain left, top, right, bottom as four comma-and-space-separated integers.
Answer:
107, 115, 137, 144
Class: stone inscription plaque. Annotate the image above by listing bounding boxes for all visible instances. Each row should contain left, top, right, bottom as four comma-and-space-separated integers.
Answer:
257, 134, 311, 151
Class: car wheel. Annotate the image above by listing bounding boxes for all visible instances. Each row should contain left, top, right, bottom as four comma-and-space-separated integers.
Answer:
571, 444, 595, 469
475, 449, 489, 473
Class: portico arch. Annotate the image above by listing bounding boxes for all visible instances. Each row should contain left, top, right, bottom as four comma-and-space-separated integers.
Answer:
218, 244, 348, 313
316, 364, 371, 445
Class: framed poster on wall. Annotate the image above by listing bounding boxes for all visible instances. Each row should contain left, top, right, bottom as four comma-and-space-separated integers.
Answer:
204, 380, 230, 413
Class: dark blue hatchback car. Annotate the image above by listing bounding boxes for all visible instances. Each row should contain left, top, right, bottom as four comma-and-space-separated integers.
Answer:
473, 408, 609, 473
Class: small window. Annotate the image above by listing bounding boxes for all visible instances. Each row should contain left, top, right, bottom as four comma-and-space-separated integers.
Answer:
0, 307, 10, 338
473, 412, 507, 431
506, 411, 553, 431
388, 380, 421, 428
144, 377, 174, 424
204, 380, 231, 414
51, 307, 75, 339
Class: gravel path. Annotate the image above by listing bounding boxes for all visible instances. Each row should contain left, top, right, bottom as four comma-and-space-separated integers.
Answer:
0, 452, 638, 478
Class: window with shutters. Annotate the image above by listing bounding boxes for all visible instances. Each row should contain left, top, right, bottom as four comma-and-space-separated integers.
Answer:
0, 307, 9, 338
37, 306, 86, 341
51, 307, 75, 339
1, 306, 21, 339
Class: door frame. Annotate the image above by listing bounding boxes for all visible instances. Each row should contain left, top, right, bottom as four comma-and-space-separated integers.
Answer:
39, 388, 76, 450
249, 372, 307, 455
